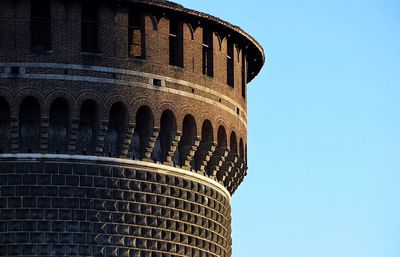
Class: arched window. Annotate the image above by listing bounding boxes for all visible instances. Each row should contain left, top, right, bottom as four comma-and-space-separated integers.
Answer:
19, 96, 41, 153
239, 138, 244, 160
210, 125, 227, 178
49, 98, 69, 153
31, 0, 51, 51
217, 126, 227, 148
230, 131, 238, 155
155, 110, 177, 163
132, 105, 153, 160
194, 120, 213, 171
77, 99, 98, 155
104, 102, 128, 157
0, 97, 11, 153
178, 114, 197, 167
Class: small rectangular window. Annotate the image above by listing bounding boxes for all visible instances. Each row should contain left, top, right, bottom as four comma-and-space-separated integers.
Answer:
128, 10, 145, 59
227, 39, 234, 87
241, 52, 247, 98
202, 28, 213, 77
81, 2, 98, 53
169, 19, 183, 67
11, 67, 20, 74
31, 0, 51, 51
153, 79, 162, 86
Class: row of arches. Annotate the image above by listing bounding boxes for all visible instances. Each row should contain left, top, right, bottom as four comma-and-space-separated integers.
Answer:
0, 96, 247, 176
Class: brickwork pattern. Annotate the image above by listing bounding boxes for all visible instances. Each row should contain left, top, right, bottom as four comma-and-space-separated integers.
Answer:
0, 159, 231, 257
0, 0, 264, 256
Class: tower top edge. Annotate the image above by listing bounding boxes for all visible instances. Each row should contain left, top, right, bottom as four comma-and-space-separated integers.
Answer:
85, 0, 265, 81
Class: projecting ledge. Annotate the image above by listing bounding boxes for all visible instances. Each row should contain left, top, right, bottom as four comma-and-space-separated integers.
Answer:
0, 153, 231, 201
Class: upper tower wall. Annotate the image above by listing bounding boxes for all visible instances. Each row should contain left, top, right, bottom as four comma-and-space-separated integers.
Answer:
0, 0, 263, 193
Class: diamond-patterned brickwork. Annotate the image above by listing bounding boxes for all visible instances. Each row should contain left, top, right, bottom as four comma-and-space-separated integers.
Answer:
0, 160, 232, 257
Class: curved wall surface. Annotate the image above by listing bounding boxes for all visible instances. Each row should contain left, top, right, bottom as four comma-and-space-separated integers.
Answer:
0, 0, 264, 256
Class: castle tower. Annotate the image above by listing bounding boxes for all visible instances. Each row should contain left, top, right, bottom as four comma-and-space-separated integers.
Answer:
0, 1, 264, 256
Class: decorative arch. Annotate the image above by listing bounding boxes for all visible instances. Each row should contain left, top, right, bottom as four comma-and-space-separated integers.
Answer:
185, 22, 195, 40
0, 96, 11, 153
229, 131, 238, 154
201, 119, 214, 143
215, 117, 228, 140
131, 97, 156, 124
217, 125, 228, 149
215, 32, 223, 51
155, 101, 178, 128
199, 111, 216, 139
0, 89, 15, 116
194, 119, 214, 171
104, 101, 129, 157
19, 96, 41, 153
239, 138, 245, 159
131, 105, 154, 160
236, 44, 241, 62
45, 89, 75, 118
177, 106, 197, 132
105, 94, 134, 123
48, 97, 70, 153
15, 89, 45, 116
178, 114, 197, 167
154, 109, 177, 164
75, 91, 105, 119
76, 99, 99, 155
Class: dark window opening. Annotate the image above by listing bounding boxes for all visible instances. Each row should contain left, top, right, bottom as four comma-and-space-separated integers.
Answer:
178, 115, 197, 168
49, 98, 70, 154
194, 120, 213, 171
230, 132, 238, 155
245, 144, 248, 164
209, 125, 227, 178
239, 138, 244, 160
132, 106, 153, 160
11, 67, 20, 74
202, 28, 213, 77
31, 0, 51, 51
153, 79, 162, 86
81, 2, 98, 53
0, 97, 11, 153
19, 97, 41, 153
169, 19, 183, 67
77, 99, 98, 154
105, 102, 128, 157
217, 126, 228, 149
128, 9, 145, 59
156, 110, 177, 163
242, 52, 247, 98
227, 39, 234, 87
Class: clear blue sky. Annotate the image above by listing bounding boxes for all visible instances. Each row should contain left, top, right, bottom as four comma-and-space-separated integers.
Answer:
178, 0, 400, 257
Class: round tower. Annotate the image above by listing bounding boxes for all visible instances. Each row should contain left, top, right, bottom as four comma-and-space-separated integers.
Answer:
0, 0, 264, 256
